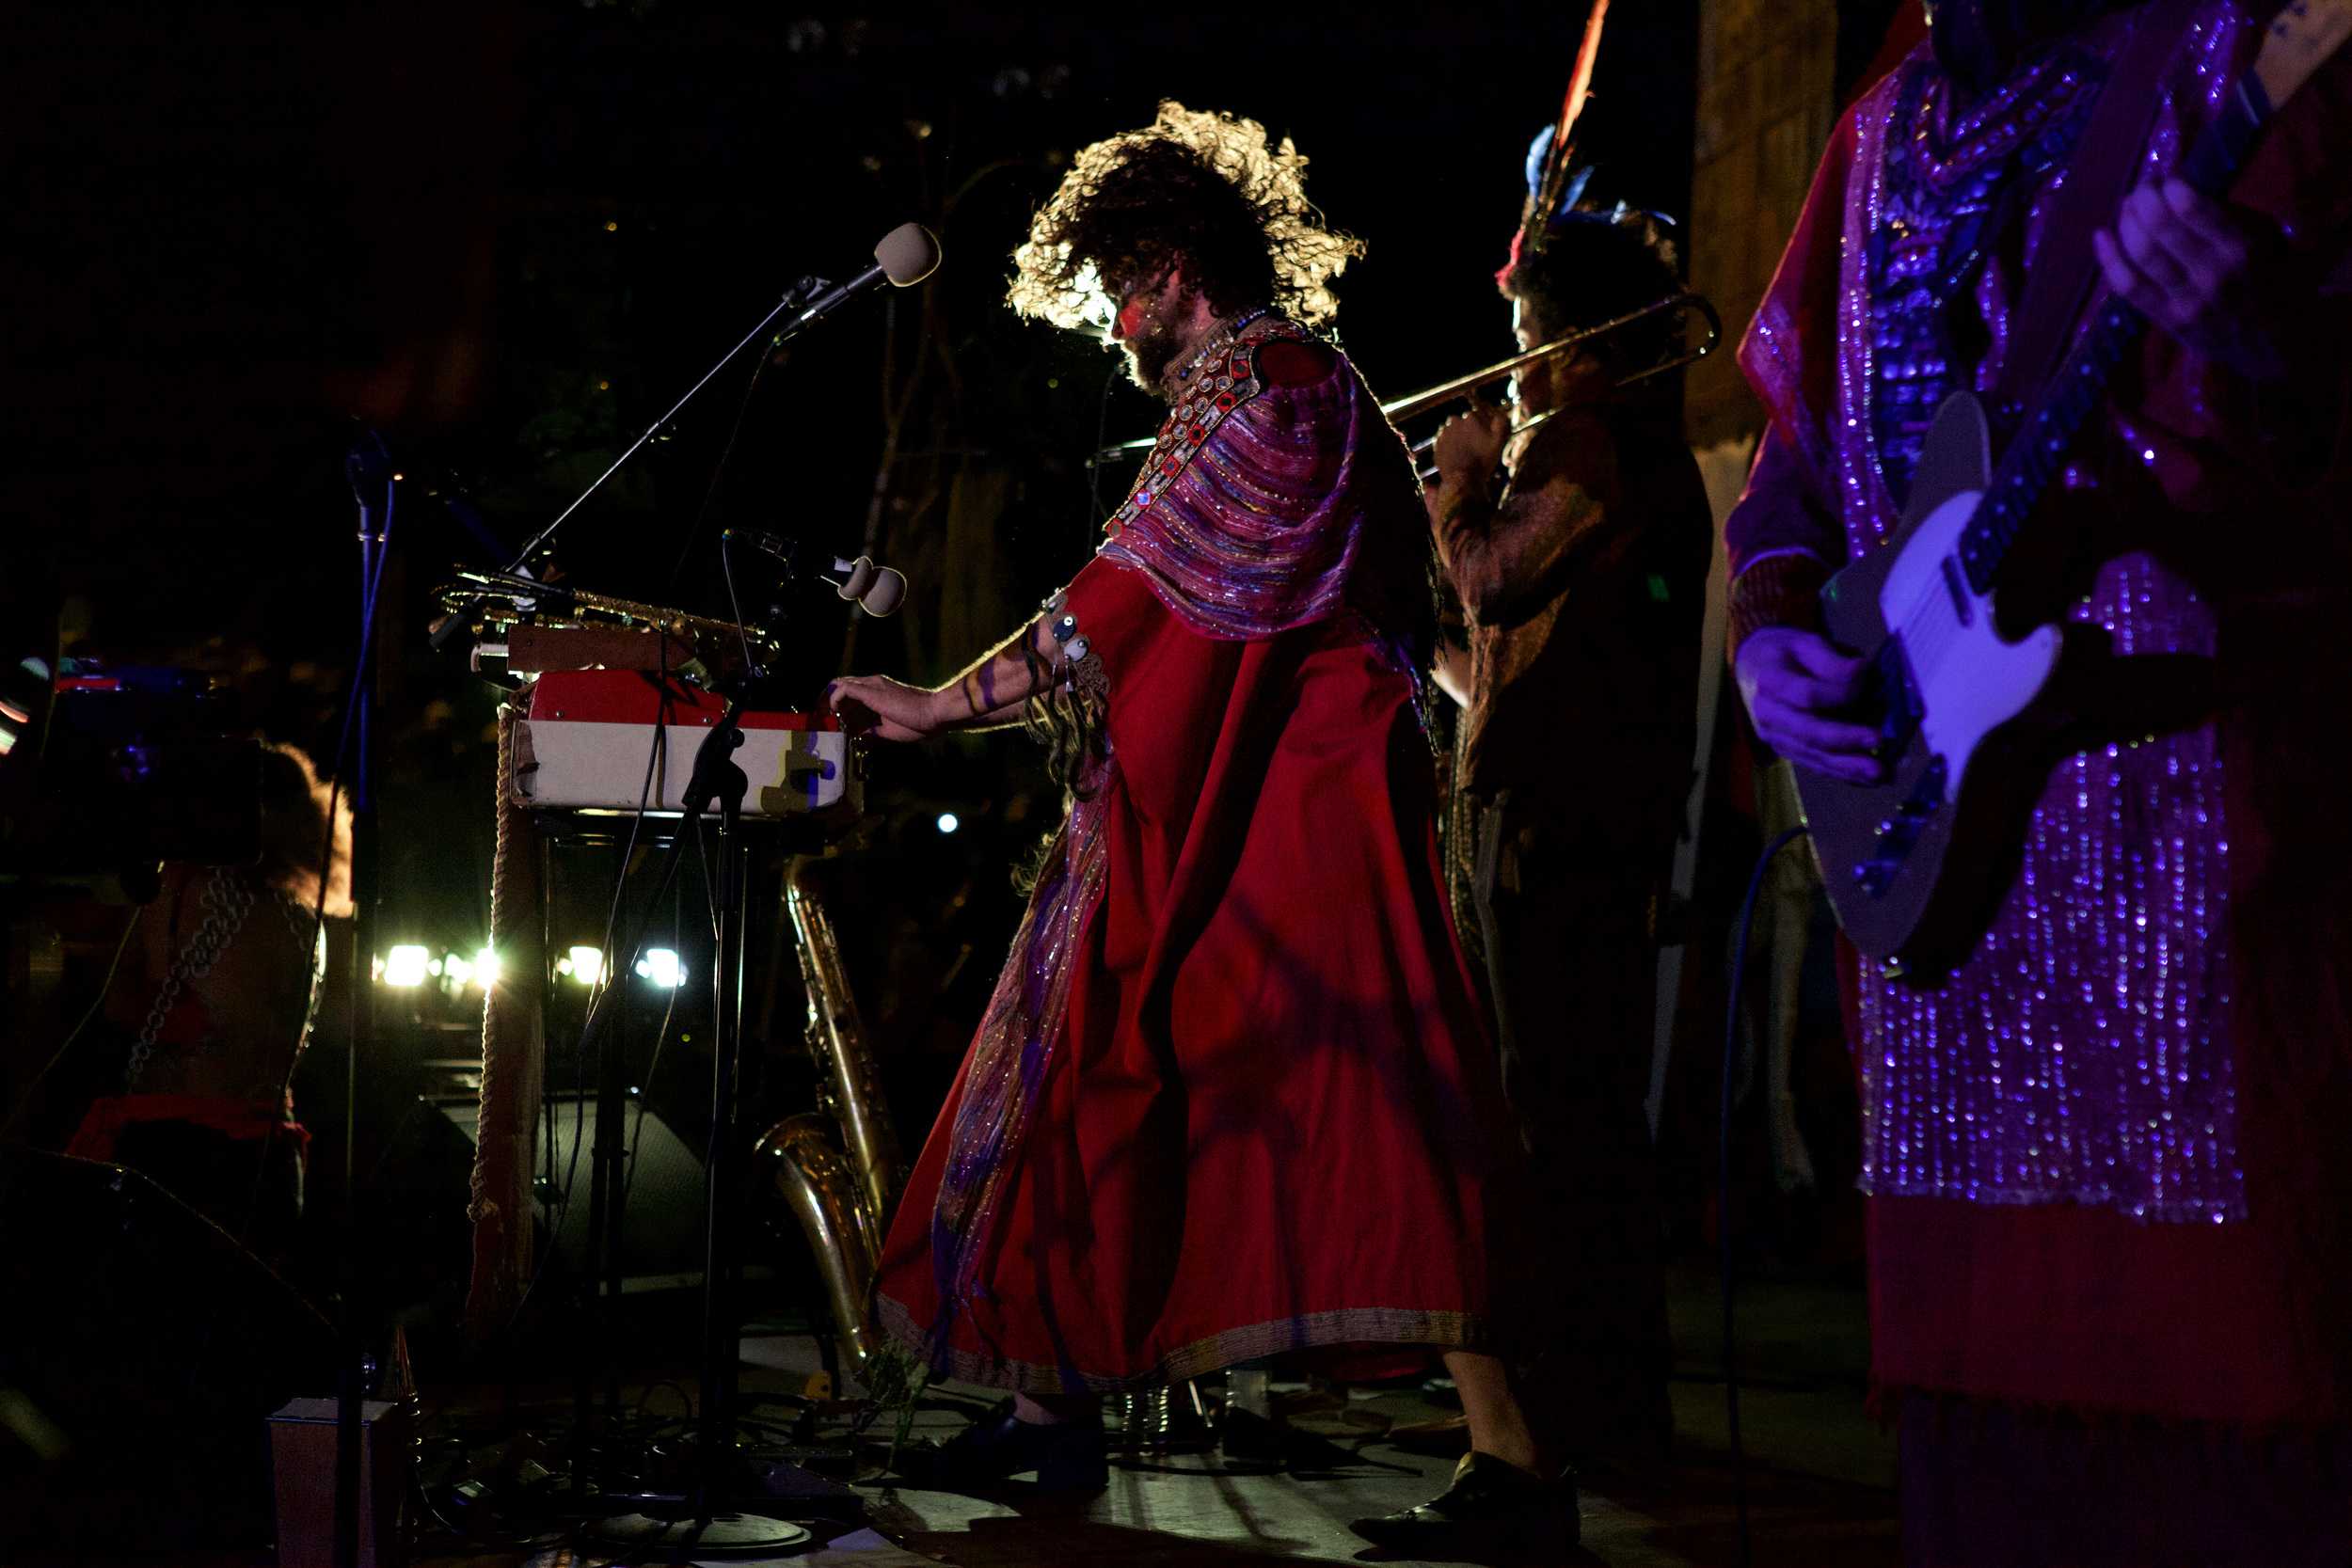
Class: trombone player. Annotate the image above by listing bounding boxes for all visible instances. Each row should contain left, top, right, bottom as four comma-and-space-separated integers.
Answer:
1423, 150, 1711, 1469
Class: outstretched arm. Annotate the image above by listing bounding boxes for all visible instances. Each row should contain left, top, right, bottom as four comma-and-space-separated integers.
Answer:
828, 615, 1063, 742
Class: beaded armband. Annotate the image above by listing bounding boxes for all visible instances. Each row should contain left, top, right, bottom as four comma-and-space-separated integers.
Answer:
1040, 588, 1108, 707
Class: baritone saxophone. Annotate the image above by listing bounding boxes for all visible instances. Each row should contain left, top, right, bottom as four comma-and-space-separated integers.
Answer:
755, 854, 906, 1377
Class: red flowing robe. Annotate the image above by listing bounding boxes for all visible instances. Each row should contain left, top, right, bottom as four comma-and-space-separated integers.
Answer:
875, 322, 1515, 1392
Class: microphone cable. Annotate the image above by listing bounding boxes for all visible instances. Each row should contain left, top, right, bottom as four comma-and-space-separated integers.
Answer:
1086, 360, 1123, 548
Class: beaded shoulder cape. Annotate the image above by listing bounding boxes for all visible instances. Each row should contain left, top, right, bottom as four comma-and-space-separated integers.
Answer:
1098, 312, 1419, 650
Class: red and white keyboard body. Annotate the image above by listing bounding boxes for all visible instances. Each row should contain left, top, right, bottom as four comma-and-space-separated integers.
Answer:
514, 670, 857, 820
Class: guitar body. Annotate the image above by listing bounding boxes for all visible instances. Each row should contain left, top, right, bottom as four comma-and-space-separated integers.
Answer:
1797, 393, 2066, 976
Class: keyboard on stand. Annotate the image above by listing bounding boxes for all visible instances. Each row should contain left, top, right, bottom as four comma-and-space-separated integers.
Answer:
511, 668, 858, 823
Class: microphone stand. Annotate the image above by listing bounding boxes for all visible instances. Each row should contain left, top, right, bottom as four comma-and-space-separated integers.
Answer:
686, 689, 759, 1527
417, 241, 924, 1543
337, 456, 393, 1568
429, 271, 851, 654
592, 553, 826, 1556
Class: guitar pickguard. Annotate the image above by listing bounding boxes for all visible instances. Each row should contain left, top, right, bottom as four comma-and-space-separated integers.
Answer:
1878, 484, 2063, 806
1800, 392, 2063, 971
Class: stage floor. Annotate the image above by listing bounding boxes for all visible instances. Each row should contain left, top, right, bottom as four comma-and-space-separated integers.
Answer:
122, 1270, 1889, 1567
441, 1268, 1894, 1567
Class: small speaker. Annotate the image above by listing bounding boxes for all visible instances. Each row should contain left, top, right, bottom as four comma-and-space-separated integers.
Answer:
267, 1397, 408, 1568
431, 1093, 710, 1290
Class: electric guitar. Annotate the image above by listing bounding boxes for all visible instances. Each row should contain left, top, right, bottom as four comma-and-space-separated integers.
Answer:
1798, 0, 2351, 977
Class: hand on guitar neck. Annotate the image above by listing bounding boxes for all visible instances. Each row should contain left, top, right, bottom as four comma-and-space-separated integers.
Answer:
2093, 175, 2286, 382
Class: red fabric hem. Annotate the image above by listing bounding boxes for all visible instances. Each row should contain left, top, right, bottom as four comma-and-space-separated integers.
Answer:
1867, 1194, 2343, 1426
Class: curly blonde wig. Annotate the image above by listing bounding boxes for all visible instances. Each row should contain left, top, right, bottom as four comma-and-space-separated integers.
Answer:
1008, 101, 1363, 330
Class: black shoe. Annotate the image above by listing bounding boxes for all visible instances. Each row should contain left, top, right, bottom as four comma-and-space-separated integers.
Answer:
1348, 1451, 1578, 1556
895, 1406, 1107, 1493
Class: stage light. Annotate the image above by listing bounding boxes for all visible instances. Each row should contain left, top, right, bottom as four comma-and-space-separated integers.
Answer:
566, 945, 607, 985
936, 812, 961, 834
473, 947, 501, 989
635, 948, 686, 988
382, 945, 431, 988
441, 952, 472, 987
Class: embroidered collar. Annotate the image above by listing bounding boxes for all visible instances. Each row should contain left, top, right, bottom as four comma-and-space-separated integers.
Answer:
1107, 314, 1311, 542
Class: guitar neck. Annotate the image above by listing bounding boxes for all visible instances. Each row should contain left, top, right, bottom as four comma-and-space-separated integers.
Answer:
1955, 71, 2279, 596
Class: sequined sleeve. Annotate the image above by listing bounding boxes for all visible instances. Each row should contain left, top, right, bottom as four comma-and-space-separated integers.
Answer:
1723, 427, 1837, 656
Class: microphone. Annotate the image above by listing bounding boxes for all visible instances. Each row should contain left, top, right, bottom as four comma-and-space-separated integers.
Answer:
777, 223, 940, 340
832, 554, 907, 617
724, 530, 907, 617
431, 227, 937, 666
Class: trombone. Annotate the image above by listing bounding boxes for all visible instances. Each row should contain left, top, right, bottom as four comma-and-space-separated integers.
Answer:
1397, 292, 1720, 480
1084, 292, 1720, 475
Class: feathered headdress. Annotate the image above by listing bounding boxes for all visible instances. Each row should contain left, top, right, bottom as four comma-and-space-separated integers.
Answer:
1519, 0, 1610, 256
1500, 0, 1679, 288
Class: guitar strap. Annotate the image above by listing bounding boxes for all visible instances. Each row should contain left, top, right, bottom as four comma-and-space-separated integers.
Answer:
1991, 0, 2205, 412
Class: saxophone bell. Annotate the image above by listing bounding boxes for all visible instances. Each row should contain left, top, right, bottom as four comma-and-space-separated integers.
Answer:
755, 855, 907, 1382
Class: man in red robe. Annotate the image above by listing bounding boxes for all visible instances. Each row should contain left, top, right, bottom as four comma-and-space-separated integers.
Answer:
831, 102, 1569, 1553
1726, 3, 2352, 1559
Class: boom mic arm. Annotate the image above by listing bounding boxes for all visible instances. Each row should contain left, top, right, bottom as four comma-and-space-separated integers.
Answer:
723, 530, 906, 618
429, 224, 940, 653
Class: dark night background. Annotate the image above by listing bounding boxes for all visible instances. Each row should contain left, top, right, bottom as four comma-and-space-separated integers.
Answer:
5, 3, 1919, 1335
5, 3, 1698, 1122
6, 4, 1704, 665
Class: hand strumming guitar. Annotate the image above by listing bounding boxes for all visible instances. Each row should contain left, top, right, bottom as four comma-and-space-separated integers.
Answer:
1733, 626, 1883, 784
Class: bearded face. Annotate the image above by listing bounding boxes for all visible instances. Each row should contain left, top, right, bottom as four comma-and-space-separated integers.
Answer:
1108, 269, 1192, 392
